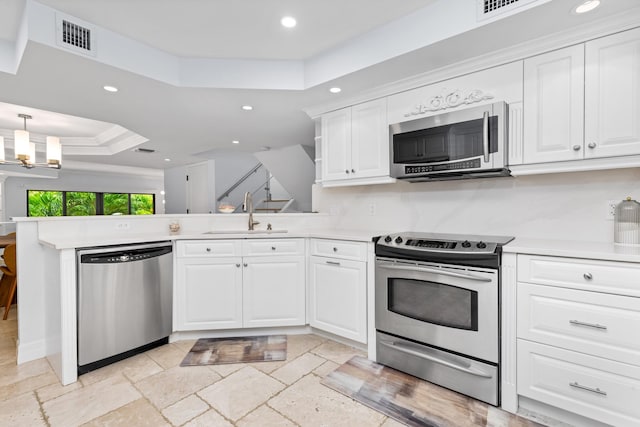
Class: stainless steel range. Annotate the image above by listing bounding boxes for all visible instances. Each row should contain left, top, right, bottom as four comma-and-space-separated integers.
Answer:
374, 232, 514, 406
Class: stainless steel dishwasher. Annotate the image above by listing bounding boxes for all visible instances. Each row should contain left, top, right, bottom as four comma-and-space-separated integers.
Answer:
77, 241, 173, 374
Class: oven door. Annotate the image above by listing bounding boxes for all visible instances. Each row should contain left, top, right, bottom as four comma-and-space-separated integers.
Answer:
375, 257, 498, 363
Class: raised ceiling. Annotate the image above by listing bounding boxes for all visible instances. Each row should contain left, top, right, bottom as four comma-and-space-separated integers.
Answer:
0, 0, 638, 171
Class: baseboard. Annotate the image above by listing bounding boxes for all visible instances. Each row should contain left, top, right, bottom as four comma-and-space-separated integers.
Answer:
17, 339, 47, 364
170, 325, 312, 343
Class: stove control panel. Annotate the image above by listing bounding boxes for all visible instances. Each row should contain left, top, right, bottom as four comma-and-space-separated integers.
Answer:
377, 234, 500, 255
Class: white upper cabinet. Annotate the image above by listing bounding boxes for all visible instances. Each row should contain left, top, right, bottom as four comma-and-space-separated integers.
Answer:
518, 27, 640, 171
351, 99, 389, 179
320, 98, 394, 186
585, 27, 640, 159
523, 45, 585, 164
321, 108, 352, 182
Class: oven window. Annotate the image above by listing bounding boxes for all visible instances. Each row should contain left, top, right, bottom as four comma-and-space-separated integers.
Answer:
388, 278, 478, 330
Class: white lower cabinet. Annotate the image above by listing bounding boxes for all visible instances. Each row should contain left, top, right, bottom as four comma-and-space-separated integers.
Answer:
243, 256, 305, 328
309, 252, 367, 343
175, 239, 305, 331
515, 253, 640, 426
176, 257, 243, 330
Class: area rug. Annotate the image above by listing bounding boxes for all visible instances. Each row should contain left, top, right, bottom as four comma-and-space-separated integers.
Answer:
321, 356, 542, 427
180, 335, 286, 366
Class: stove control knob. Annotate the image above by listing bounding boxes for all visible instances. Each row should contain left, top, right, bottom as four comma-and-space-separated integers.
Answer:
395, 236, 403, 244
461, 240, 471, 248
477, 241, 487, 249
384, 236, 392, 243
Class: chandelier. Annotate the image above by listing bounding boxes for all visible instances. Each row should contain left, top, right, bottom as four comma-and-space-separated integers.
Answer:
0, 114, 62, 169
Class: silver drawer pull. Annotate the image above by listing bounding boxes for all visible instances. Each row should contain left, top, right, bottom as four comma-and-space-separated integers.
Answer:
333, 247, 338, 252
569, 320, 607, 330
271, 246, 276, 251
243, 263, 248, 267
570, 382, 607, 396
326, 261, 341, 266
236, 263, 241, 268
583, 272, 593, 280
206, 248, 211, 252
572, 145, 581, 151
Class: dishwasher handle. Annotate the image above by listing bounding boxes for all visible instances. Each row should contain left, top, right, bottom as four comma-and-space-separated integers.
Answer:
79, 242, 172, 264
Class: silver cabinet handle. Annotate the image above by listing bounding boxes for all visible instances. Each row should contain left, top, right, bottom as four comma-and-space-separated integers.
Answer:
333, 247, 338, 252
345, 169, 350, 174
380, 340, 493, 378
583, 273, 593, 280
588, 142, 597, 149
206, 248, 211, 252
351, 169, 355, 173
236, 263, 241, 268
243, 263, 248, 267
573, 145, 581, 151
326, 261, 341, 266
378, 262, 492, 282
569, 320, 607, 330
271, 246, 276, 251
482, 110, 490, 163
570, 382, 607, 396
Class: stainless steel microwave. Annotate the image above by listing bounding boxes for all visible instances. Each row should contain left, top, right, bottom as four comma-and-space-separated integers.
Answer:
390, 101, 509, 181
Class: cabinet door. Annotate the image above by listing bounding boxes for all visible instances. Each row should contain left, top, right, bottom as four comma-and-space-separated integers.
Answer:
321, 108, 352, 181
523, 45, 584, 164
585, 27, 640, 159
175, 257, 243, 331
309, 256, 367, 343
351, 98, 389, 178
242, 256, 305, 328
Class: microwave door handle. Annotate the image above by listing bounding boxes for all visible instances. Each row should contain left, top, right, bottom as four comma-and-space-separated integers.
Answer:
379, 340, 493, 378
377, 262, 491, 282
482, 110, 490, 163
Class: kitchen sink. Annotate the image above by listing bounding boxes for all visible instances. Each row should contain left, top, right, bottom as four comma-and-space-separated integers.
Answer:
203, 229, 288, 234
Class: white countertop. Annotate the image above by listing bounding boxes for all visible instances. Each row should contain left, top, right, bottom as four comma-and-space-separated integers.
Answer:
504, 237, 640, 263
38, 228, 387, 250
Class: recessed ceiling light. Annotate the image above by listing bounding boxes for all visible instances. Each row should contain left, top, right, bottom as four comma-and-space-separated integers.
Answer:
574, 0, 600, 14
242, 105, 253, 111
164, 158, 171, 162
103, 85, 118, 92
232, 140, 240, 144
281, 16, 297, 28
329, 87, 342, 94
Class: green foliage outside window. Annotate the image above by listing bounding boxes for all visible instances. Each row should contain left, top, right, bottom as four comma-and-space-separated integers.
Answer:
27, 190, 155, 217
104, 193, 129, 215
131, 194, 154, 215
66, 192, 96, 216
27, 191, 63, 217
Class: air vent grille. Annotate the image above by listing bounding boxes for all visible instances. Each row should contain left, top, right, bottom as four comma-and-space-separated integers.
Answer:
62, 20, 91, 51
483, 0, 519, 14
477, 0, 538, 21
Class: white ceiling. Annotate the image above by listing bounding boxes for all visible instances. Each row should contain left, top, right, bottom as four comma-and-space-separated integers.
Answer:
0, 0, 638, 171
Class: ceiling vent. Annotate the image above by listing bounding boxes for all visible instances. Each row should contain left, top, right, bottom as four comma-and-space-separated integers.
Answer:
55, 13, 97, 57
477, 0, 539, 21
134, 148, 155, 153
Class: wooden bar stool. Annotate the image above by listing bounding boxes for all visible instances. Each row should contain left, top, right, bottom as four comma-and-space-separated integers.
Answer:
1, 243, 16, 320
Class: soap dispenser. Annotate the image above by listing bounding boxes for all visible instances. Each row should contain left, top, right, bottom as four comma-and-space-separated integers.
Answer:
614, 197, 640, 245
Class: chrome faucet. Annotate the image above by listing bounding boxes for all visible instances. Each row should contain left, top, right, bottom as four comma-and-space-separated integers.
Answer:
243, 192, 260, 231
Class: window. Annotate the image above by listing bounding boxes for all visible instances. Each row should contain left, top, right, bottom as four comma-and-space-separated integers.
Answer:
27, 191, 155, 217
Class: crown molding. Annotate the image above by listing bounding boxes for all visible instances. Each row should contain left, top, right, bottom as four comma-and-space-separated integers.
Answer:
304, 9, 640, 118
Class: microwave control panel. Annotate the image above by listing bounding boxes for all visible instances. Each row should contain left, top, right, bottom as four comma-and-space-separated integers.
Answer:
405, 158, 481, 174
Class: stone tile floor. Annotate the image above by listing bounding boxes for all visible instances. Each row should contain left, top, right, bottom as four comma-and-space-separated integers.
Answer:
0, 307, 549, 426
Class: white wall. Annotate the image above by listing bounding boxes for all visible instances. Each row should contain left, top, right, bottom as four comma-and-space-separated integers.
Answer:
313, 168, 640, 244
5, 168, 164, 219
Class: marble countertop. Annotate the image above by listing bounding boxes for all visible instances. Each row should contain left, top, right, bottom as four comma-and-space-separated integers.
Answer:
39, 228, 390, 250
503, 237, 640, 263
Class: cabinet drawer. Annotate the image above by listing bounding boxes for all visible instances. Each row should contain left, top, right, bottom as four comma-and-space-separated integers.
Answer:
517, 254, 640, 297
177, 240, 241, 257
517, 283, 640, 366
310, 239, 367, 261
517, 339, 640, 426
242, 239, 304, 256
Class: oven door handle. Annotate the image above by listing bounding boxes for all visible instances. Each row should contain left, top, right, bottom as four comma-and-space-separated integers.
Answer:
377, 262, 492, 282
380, 340, 493, 379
